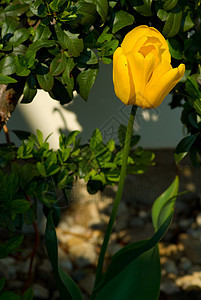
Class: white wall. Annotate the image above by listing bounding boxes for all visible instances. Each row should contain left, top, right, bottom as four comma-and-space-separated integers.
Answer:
0, 63, 184, 149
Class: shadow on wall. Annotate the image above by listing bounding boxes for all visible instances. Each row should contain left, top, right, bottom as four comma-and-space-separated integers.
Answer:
1, 62, 184, 149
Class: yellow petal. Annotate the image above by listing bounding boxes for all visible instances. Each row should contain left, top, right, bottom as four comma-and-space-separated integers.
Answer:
126, 52, 155, 106
121, 25, 149, 54
113, 47, 131, 105
121, 25, 171, 63
143, 63, 185, 108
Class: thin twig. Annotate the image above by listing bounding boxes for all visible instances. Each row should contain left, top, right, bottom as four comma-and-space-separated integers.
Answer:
3, 124, 10, 143
22, 194, 40, 293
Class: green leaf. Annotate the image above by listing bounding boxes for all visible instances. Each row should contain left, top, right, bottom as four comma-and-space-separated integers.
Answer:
152, 176, 179, 232
30, 0, 46, 17
22, 79, 37, 103
33, 24, 52, 42
9, 200, 30, 214
0, 56, 16, 76
15, 55, 30, 76
3, 3, 29, 16
112, 10, 134, 34
0, 278, 5, 292
100, 39, 119, 57
22, 288, 33, 300
167, 39, 182, 60
163, 0, 178, 11
90, 128, 103, 150
157, 9, 168, 21
62, 57, 75, 99
45, 212, 83, 300
50, 53, 67, 76
37, 72, 54, 92
55, 25, 84, 57
185, 77, 201, 99
174, 134, 197, 164
87, 0, 108, 22
162, 10, 182, 38
76, 48, 98, 65
36, 129, 43, 146
49, 78, 73, 104
183, 12, 194, 32
74, 0, 97, 25
27, 40, 55, 54
4, 235, 24, 254
0, 291, 20, 300
77, 68, 98, 101
94, 213, 173, 297
0, 74, 17, 84
132, 0, 153, 17
1, 17, 19, 39
9, 28, 30, 46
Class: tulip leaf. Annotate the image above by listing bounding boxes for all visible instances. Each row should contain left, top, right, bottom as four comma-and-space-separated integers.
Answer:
45, 211, 83, 300
77, 68, 98, 101
112, 10, 134, 34
162, 9, 182, 38
93, 212, 173, 299
174, 134, 197, 164
152, 176, 179, 232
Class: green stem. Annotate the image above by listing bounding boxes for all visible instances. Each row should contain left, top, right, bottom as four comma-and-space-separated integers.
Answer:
92, 105, 137, 296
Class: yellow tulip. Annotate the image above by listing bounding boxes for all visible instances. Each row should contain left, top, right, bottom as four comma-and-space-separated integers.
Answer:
113, 25, 185, 109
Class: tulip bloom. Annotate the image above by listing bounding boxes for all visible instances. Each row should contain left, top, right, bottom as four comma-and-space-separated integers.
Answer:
113, 25, 185, 109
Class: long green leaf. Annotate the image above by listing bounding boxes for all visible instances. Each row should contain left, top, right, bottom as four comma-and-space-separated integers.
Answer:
93, 212, 173, 295
94, 246, 160, 300
152, 176, 179, 231
45, 212, 83, 300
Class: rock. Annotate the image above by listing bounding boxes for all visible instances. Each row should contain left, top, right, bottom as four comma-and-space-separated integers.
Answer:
159, 243, 181, 259
129, 216, 144, 228
196, 213, 201, 227
33, 283, 49, 299
37, 259, 52, 273
67, 237, 97, 268
176, 272, 201, 290
0, 257, 17, 278
107, 243, 123, 256
114, 202, 130, 231
164, 260, 178, 276
8, 280, 23, 289
178, 233, 201, 264
178, 219, 194, 230
160, 279, 180, 295
79, 273, 95, 295
179, 257, 192, 272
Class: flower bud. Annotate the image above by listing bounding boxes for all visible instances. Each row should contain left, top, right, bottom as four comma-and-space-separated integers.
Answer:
113, 25, 185, 109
